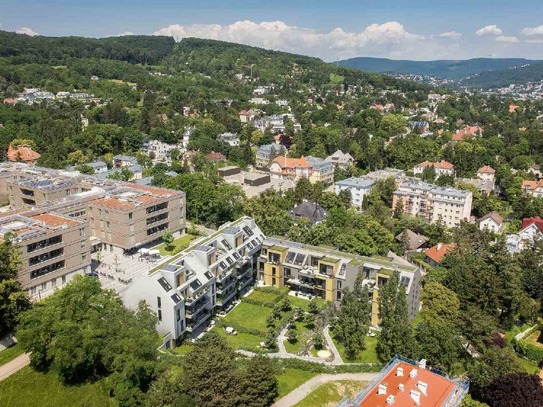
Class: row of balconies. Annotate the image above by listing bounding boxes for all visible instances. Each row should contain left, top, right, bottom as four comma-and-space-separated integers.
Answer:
29, 248, 64, 267
27, 235, 63, 253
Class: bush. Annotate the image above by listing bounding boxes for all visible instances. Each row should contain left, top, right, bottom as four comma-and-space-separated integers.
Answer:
242, 297, 276, 308
512, 338, 543, 365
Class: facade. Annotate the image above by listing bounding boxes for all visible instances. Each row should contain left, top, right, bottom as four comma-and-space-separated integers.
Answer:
413, 160, 455, 177
305, 156, 334, 185
113, 155, 137, 168
257, 237, 422, 326
218, 132, 240, 147
335, 177, 375, 207
477, 165, 495, 182
325, 150, 354, 169
0, 163, 187, 298
122, 217, 264, 345
269, 156, 311, 180
342, 356, 468, 407
393, 181, 472, 227
522, 179, 543, 198
144, 140, 181, 163
255, 144, 286, 168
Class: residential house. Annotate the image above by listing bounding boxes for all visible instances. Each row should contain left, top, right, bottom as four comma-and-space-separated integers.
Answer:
452, 125, 482, 142
521, 180, 543, 198
113, 155, 137, 168
255, 144, 286, 168
457, 177, 495, 194
395, 229, 429, 251
529, 164, 542, 179
335, 177, 375, 207
393, 181, 472, 227
144, 140, 181, 163
258, 237, 422, 326
477, 165, 495, 182
290, 201, 329, 224
7, 144, 41, 166
123, 217, 264, 346
269, 156, 311, 180
409, 121, 429, 133
86, 161, 108, 174
478, 211, 504, 234
325, 150, 354, 169
206, 152, 226, 162
413, 161, 455, 177
305, 156, 334, 185
424, 243, 457, 267
347, 355, 468, 407
218, 132, 240, 147
506, 217, 543, 253
181, 126, 194, 149
248, 97, 269, 105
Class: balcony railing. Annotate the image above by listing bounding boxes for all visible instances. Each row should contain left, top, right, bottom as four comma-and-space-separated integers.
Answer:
29, 248, 64, 267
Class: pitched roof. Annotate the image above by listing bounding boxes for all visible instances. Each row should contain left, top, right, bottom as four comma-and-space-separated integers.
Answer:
395, 229, 429, 251
7, 144, 41, 163
477, 165, 495, 174
271, 156, 309, 169
290, 201, 329, 224
478, 211, 503, 225
521, 217, 543, 233
206, 151, 226, 161
415, 160, 454, 170
452, 125, 482, 141
522, 180, 543, 191
424, 243, 457, 264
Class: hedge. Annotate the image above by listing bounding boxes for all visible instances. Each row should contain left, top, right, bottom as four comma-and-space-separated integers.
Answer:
242, 297, 276, 308
513, 338, 543, 365
274, 358, 383, 374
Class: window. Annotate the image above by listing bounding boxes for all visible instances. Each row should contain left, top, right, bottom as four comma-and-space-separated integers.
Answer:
336, 291, 342, 301
337, 280, 342, 289
41, 282, 47, 290
129, 212, 133, 220
158, 310, 162, 322
62, 276, 66, 284
272, 267, 277, 276
30, 286, 36, 295
176, 309, 181, 321
51, 278, 57, 287
82, 254, 87, 262
272, 277, 276, 286
157, 296, 162, 308
80, 228, 86, 236
81, 241, 86, 249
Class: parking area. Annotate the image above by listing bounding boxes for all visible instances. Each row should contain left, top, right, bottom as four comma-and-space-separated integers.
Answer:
222, 170, 295, 197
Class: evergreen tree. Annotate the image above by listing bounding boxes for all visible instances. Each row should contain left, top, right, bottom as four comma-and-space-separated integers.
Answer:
238, 355, 278, 407
377, 272, 413, 360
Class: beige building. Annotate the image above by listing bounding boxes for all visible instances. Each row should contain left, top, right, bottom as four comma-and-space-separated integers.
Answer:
393, 181, 472, 228
257, 237, 421, 326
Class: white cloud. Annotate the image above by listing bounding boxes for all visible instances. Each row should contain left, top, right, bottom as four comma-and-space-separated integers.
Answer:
116, 31, 134, 36
495, 35, 519, 43
439, 31, 462, 40
525, 39, 543, 44
521, 25, 543, 36
15, 27, 39, 36
153, 20, 430, 60
476, 25, 503, 36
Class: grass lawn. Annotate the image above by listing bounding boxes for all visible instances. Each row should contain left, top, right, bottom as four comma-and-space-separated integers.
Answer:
525, 330, 543, 348
171, 343, 195, 356
155, 234, 196, 256
211, 326, 264, 351
0, 367, 116, 407
515, 355, 541, 374
289, 295, 326, 311
334, 335, 381, 364
222, 302, 272, 332
276, 368, 318, 399
0, 343, 24, 366
284, 322, 313, 354
294, 380, 368, 407
247, 290, 280, 304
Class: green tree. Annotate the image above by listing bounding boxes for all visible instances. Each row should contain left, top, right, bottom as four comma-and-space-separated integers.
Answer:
162, 230, 174, 251
238, 355, 278, 407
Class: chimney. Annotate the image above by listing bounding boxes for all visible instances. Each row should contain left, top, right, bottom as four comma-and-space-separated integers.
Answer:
396, 367, 404, 377
398, 384, 405, 391
386, 395, 395, 405
378, 384, 387, 395
409, 369, 418, 378
419, 359, 427, 369
417, 381, 428, 395
437, 243, 442, 251
410, 390, 421, 405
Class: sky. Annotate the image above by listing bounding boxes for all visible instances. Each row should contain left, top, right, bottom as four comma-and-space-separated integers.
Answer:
3, 0, 543, 61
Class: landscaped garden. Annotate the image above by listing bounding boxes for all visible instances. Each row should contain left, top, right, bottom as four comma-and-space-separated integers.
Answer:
333, 334, 381, 364
155, 233, 196, 256
294, 380, 368, 407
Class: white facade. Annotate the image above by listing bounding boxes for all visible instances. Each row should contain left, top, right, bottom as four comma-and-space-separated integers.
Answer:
335, 177, 375, 207
479, 217, 503, 234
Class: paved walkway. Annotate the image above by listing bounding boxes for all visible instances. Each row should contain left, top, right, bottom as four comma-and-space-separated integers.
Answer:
0, 353, 30, 382
323, 326, 343, 365
272, 372, 378, 407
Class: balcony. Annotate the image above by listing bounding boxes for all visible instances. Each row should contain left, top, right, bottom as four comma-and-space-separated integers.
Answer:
146, 213, 168, 226
186, 311, 211, 332
27, 235, 63, 253
146, 203, 168, 215
185, 287, 209, 306
29, 248, 64, 267
186, 297, 209, 318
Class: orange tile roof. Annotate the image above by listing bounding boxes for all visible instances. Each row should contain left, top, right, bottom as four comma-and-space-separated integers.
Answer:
522, 180, 543, 191
92, 197, 136, 211
415, 160, 454, 170
509, 104, 520, 113
452, 126, 482, 142
271, 156, 309, 169
477, 165, 495, 174
31, 213, 79, 227
358, 361, 457, 407
134, 195, 160, 204
7, 144, 41, 163
424, 243, 457, 264
128, 184, 175, 197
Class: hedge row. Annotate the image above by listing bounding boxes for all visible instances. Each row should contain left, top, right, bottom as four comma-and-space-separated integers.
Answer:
513, 338, 543, 365
274, 358, 383, 374
242, 297, 277, 308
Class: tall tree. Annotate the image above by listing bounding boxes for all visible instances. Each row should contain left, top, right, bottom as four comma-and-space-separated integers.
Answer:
238, 355, 278, 407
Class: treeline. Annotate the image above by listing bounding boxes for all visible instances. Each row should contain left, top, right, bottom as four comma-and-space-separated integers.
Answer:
0, 30, 175, 65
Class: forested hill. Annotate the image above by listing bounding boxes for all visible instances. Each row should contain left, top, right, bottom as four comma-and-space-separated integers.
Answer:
168, 38, 430, 92
0, 30, 175, 64
463, 62, 543, 89
336, 56, 535, 80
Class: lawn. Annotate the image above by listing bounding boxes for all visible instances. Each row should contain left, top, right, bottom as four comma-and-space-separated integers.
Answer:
284, 322, 313, 354
0, 367, 116, 407
247, 290, 281, 304
334, 334, 381, 364
171, 342, 195, 356
211, 326, 264, 351
0, 343, 24, 366
276, 368, 318, 399
222, 302, 272, 333
515, 354, 541, 374
525, 330, 543, 348
289, 295, 326, 311
294, 380, 368, 407
155, 234, 196, 256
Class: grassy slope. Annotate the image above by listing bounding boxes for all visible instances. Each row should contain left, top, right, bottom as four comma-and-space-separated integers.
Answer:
333, 335, 381, 364
0, 344, 24, 366
294, 380, 368, 407
276, 368, 318, 399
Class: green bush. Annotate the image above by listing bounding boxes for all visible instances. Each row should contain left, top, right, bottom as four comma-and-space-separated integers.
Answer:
242, 297, 276, 308
512, 338, 543, 365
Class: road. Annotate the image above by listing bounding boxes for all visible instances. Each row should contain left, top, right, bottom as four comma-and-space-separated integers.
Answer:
272, 372, 378, 407
0, 353, 30, 382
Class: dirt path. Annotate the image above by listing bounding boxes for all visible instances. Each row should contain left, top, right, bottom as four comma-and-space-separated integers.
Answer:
0, 353, 30, 382
272, 372, 378, 407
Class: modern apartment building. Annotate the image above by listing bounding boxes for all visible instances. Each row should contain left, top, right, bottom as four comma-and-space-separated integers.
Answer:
0, 163, 186, 298
305, 156, 334, 185
255, 144, 286, 168
335, 177, 375, 207
122, 217, 265, 346
393, 180, 472, 227
257, 237, 422, 326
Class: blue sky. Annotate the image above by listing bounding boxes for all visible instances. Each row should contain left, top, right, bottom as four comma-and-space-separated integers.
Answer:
3, 0, 543, 60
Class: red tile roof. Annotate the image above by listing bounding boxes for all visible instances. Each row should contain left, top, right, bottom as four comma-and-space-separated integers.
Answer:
271, 156, 309, 169
509, 104, 520, 113
206, 151, 226, 161
477, 165, 495, 174
424, 243, 457, 264
452, 125, 482, 142
415, 160, 454, 170
521, 217, 543, 233
7, 144, 41, 164
522, 180, 543, 191
357, 361, 457, 407
32, 213, 79, 227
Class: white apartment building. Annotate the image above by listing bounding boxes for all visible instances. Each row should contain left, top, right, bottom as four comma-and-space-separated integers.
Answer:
413, 160, 455, 177
335, 177, 375, 207
393, 180, 472, 227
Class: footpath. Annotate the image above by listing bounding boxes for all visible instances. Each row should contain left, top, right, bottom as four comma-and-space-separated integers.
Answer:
0, 353, 30, 382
